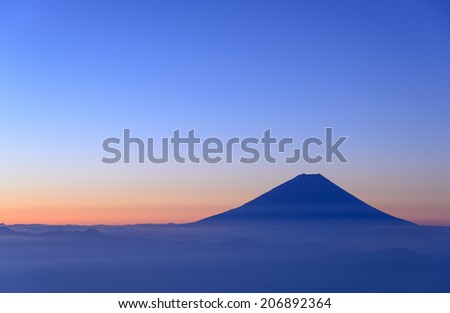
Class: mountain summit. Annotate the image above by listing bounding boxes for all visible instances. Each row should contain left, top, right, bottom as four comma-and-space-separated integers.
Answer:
197, 174, 413, 226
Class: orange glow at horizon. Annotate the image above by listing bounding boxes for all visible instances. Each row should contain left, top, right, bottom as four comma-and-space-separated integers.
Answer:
1, 166, 449, 226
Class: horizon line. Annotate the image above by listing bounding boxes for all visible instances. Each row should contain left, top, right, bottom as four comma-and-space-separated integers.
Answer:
3, 219, 450, 228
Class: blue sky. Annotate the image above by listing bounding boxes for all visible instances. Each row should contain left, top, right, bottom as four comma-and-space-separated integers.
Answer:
0, 0, 449, 224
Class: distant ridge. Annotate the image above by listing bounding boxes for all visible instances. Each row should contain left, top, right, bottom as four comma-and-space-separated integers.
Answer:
0, 225, 17, 235
196, 174, 414, 226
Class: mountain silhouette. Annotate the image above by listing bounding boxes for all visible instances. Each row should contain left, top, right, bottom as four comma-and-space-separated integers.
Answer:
197, 174, 414, 226
0, 225, 16, 236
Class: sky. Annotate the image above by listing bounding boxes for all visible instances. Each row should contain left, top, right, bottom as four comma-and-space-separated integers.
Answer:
0, 0, 449, 225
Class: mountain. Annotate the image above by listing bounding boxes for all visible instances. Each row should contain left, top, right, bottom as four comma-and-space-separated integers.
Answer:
40, 228, 108, 240
0, 225, 17, 236
197, 174, 414, 226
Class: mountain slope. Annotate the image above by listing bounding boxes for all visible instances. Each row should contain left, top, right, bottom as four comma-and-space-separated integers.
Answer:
197, 174, 413, 226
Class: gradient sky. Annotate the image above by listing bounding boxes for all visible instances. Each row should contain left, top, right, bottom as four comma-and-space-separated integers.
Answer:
1, 0, 449, 225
